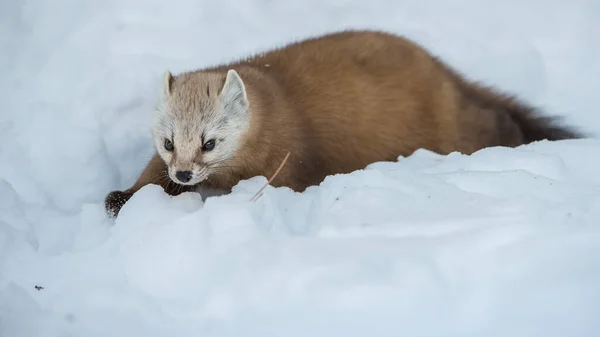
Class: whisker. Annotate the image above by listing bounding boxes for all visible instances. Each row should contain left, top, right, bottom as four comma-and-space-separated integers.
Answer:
207, 160, 246, 170
208, 165, 244, 170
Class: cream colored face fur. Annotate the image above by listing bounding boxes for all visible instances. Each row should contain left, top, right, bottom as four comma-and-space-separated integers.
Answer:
151, 69, 251, 186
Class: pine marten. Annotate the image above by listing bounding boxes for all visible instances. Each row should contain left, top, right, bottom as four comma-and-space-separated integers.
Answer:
104, 29, 583, 217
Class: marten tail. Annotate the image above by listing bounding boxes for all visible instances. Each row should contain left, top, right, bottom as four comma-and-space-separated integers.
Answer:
502, 101, 583, 143
467, 83, 585, 143
436, 57, 587, 143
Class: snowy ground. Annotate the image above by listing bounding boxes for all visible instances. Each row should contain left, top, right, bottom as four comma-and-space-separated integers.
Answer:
1, 0, 600, 336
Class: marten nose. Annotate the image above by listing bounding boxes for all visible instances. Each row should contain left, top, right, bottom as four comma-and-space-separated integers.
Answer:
175, 170, 193, 183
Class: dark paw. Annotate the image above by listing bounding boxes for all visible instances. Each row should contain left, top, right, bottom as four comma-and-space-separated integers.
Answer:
104, 190, 133, 218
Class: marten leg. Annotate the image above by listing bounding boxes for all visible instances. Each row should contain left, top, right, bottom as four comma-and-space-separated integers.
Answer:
104, 153, 192, 218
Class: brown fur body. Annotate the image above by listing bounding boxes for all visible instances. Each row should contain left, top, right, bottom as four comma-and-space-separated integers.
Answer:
105, 29, 582, 217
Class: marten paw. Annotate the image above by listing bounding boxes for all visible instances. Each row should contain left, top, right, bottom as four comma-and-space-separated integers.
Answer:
104, 190, 133, 218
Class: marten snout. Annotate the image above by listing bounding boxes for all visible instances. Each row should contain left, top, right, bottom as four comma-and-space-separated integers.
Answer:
175, 170, 193, 183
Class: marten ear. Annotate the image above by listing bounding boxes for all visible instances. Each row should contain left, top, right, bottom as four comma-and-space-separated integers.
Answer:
220, 69, 249, 113
161, 70, 174, 100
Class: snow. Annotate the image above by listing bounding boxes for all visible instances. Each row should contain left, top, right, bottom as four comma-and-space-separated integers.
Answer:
1, 0, 600, 336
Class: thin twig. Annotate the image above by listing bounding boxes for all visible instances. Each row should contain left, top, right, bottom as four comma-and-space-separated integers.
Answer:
250, 151, 291, 202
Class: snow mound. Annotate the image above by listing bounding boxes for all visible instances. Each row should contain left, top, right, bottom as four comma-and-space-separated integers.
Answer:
2, 141, 600, 336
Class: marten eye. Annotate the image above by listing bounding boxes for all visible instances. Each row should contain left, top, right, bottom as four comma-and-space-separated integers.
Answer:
164, 139, 174, 152
202, 139, 216, 152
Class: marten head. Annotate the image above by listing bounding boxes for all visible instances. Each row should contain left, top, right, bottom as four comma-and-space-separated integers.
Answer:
151, 69, 251, 186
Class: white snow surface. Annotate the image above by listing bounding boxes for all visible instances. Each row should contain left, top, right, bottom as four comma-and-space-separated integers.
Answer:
1, 0, 600, 336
